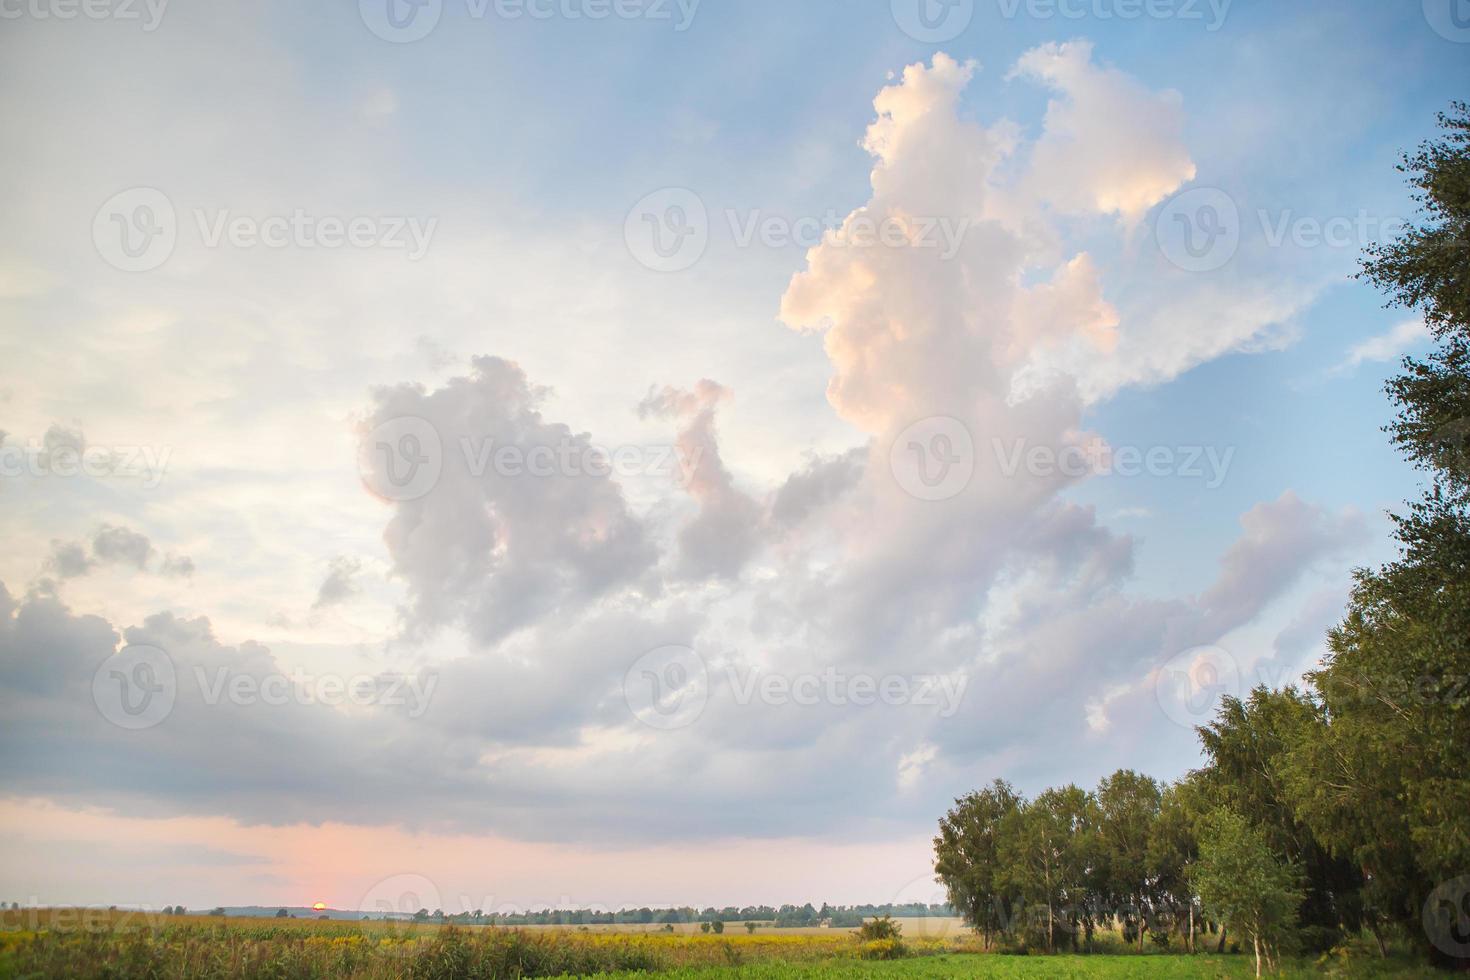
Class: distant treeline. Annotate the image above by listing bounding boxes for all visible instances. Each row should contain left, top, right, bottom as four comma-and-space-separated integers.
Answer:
402, 903, 950, 927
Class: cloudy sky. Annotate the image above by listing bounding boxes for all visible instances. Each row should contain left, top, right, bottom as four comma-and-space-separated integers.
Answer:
1, 0, 1466, 915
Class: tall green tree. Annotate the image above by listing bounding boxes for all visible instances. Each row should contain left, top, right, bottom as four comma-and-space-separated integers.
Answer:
997, 785, 1100, 953
1148, 775, 1208, 951
933, 779, 1022, 948
1197, 688, 1363, 950
1095, 769, 1162, 950
1192, 809, 1304, 977
1285, 102, 1470, 958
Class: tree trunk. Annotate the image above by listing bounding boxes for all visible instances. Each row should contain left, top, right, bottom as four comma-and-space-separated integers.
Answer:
1368, 917, 1388, 958
1253, 934, 1261, 978
1217, 925, 1227, 953
1047, 901, 1054, 954
1187, 903, 1194, 954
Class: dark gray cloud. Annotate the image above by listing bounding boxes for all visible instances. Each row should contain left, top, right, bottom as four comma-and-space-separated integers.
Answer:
160, 554, 196, 578
92, 525, 155, 570
40, 526, 193, 581
312, 557, 361, 610
769, 448, 866, 528
44, 540, 93, 579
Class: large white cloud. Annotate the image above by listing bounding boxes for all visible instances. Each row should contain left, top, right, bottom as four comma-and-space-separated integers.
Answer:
0, 40, 1378, 855
1013, 40, 1197, 221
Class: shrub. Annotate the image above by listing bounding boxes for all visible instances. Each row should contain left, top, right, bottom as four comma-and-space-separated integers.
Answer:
856, 915, 902, 942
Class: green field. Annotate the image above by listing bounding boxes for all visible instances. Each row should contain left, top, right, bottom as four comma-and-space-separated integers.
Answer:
576, 953, 1441, 978
0, 911, 1444, 979
581, 958, 1436, 979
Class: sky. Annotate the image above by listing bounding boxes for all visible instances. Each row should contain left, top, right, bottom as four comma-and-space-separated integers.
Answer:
0, 0, 1466, 916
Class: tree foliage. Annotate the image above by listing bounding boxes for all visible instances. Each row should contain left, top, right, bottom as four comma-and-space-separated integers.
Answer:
1191, 809, 1303, 977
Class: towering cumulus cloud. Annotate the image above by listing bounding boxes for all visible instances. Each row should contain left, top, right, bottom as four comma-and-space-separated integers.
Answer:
0, 47, 1370, 848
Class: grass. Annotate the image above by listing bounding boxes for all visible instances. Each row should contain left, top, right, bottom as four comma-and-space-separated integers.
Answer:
0, 910, 1443, 978
569, 952, 1443, 978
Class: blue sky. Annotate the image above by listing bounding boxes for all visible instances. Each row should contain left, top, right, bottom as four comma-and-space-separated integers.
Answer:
0, 0, 1466, 912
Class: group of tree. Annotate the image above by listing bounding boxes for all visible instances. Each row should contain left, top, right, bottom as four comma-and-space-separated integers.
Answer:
935, 102, 1469, 976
